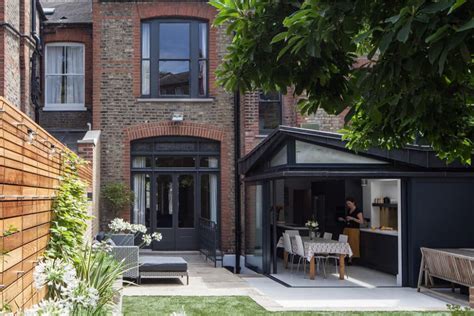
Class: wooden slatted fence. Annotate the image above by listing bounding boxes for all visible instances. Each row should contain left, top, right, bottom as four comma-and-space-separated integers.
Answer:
0, 97, 93, 312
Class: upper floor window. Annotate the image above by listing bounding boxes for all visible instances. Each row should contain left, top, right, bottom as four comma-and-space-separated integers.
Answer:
141, 20, 208, 98
259, 92, 282, 134
45, 43, 85, 111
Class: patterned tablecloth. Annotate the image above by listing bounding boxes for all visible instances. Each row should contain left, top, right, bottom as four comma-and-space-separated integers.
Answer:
277, 236, 353, 260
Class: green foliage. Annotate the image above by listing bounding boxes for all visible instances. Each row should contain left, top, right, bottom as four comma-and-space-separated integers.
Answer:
447, 304, 472, 315
46, 152, 91, 260
211, 0, 474, 163
2, 224, 19, 237
73, 247, 126, 315
102, 182, 134, 218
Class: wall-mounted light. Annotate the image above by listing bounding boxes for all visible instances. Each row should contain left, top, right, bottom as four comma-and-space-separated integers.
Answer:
42, 140, 57, 156
26, 128, 37, 145
171, 112, 184, 123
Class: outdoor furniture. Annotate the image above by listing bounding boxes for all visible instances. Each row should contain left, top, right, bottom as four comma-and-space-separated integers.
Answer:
323, 232, 333, 240
282, 233, 295, 270
139, 255, 189, 285
278, 236, 352, 280
418, 247, 474, 307
294, 235, 327, 278
326, 234, 350, 278
285, 230, 300, 236
109, 245, 189, 285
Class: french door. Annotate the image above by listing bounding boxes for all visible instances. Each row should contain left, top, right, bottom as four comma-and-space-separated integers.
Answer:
153, 173, 197, 250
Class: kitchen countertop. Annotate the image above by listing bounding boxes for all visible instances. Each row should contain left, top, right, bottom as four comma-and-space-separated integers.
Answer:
276, 223, 309, 230
360, 228, 398, 236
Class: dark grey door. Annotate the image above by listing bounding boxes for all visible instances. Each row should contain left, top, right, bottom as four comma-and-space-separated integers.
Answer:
153, 173, 197, 250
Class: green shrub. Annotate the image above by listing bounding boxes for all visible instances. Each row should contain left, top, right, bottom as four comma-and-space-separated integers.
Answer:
46, 152, 90, 260
102, 182, 134, 218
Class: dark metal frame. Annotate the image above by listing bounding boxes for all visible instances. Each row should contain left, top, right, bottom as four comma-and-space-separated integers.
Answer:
198, 217, 223, 267
140, 19, 209, 98
258, 92, 282, 135
131, 136, 220, 250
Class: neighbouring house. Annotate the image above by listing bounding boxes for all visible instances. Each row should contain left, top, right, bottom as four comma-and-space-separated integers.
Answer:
3, 0, 472, 297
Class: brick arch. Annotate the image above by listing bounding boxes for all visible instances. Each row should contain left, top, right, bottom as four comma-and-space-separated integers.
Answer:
122, 122, 232, 245
123, 122, 226, 182
132, 2, 218, 97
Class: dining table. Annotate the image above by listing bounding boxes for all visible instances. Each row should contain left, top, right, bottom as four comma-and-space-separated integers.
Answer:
277, 236, 353, 280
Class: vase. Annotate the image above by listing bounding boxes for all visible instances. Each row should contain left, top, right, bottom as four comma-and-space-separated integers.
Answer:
309, 231, 316, 240
110, 233, 134, 246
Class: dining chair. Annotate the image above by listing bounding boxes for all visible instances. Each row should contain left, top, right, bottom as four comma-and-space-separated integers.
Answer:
326, 234, 349, 278
285, 230, 300, 236
294, 235, 327, 278
323, 232, 333, 240
282, 233, 295, 271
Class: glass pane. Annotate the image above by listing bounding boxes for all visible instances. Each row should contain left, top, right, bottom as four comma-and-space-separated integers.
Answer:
245, 183, 263, 271
133, 174, 151, 228
178, 175, 195, 228
200, 157, 219, 168
199, 23, 207, 58
198, 60, 207, 96
155, 156, 195, 168
142, 60, 150, 95
132, 156, 152, 168
65, 76, 84, 104
142, 23, 150, 59
270, 145, 287, 167
259, 101, 281, 131
132, 142, 153, 152
159, 61, 190, 96
46, 76, 62, 104
295, 140, 388, 164
259, 92, 280, 101
159, 23, 190, 59
46, 46, 64, 74
199, 142, 219, 152
155, 142, 196, 152
66, 46, 84, 74
156, 175, 173, 228
201, 174, 217, 222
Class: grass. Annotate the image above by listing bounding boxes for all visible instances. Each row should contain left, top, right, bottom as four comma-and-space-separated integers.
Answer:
122, 296, 455, 316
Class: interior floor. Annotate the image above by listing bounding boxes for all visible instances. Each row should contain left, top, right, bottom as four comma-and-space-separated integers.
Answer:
271, 258, 397, 288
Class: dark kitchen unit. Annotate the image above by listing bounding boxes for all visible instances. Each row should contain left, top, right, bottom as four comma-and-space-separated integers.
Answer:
359, 229, 398, 275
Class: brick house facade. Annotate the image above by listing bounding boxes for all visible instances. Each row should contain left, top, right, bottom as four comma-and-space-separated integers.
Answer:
2, 0, 346, 256
0, 0, 42, 118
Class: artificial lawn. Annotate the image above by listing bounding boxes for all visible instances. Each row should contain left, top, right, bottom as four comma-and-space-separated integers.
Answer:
122, 296, 454, 316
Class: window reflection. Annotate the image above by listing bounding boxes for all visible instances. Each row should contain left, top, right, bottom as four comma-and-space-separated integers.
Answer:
156, 175, 173, 228
159, 61, 190, 96
159, 23, 190, 59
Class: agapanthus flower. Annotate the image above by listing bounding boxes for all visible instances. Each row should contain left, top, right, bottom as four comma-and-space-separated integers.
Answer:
152, 232, 163, 242
34, 259, 78, 293
25, 298, 71, 316
142, 234, 152, 246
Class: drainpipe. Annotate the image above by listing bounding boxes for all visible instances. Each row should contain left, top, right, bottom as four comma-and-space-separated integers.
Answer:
31, 0, 42, 123
234, 89, 241, 274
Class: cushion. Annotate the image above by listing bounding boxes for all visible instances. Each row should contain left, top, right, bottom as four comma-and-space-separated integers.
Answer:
139, 256, 188, 272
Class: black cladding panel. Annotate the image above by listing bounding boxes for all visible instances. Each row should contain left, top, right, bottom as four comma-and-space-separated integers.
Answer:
406, 178, 474, 287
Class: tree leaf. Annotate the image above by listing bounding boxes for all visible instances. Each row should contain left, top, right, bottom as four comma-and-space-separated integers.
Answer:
456, 18, 474, 32
425, 25, 450, 43
420, 0, 455, 14
397, 19, 412, 43
448, 0, 466, 14
438, 47, 449, 75
385, 14, 401, 24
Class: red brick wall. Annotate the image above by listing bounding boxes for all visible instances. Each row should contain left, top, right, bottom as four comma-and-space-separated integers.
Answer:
92, 1, 236, 252
39, 24, 93, 130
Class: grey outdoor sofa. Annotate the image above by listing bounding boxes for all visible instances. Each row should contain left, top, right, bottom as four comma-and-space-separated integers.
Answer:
104, 234, 189, 285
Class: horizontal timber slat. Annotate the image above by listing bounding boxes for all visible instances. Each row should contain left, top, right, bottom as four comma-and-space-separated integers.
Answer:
0, 97, 92, 312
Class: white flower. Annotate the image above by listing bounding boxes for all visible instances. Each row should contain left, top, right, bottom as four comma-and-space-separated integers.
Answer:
130, 224, 147, 234
34, 259, 78, 292
152, 232, 162, 242
142, 234, 152, 246
25, 298, 71, 316
66, 282, 99, 309
92, 240, 113, 253
108, 218, 131, 233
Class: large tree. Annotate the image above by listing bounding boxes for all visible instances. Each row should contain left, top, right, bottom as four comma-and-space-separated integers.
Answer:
210, 0, 474, 163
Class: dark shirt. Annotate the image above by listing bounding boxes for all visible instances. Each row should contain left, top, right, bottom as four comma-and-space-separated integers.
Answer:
346, 207, 363, 228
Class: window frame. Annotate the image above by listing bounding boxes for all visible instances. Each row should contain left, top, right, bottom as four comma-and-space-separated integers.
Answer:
141, 19, 209, 99
44, 42, 86, 111
258, 92, 283, 135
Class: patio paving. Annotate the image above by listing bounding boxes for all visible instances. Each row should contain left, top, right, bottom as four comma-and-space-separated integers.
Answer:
122, 252, 453, 312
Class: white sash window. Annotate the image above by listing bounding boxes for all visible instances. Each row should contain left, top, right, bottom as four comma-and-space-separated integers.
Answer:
45, 43, 85, 111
